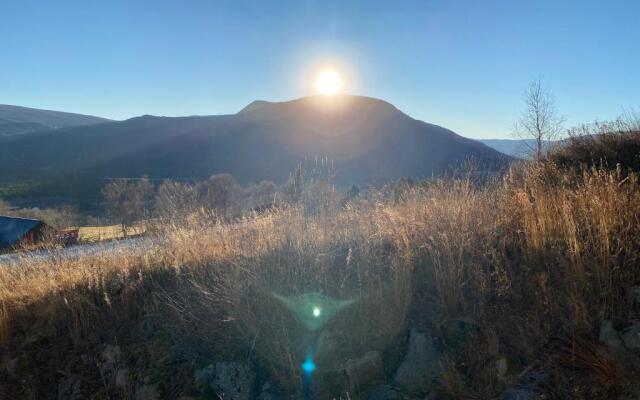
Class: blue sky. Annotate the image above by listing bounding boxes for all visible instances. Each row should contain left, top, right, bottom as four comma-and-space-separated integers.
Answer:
2, 0, 638, 139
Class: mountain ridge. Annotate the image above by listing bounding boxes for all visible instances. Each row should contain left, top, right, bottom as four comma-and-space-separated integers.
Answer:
0, 104, 112, 138
0, 95, 511, 207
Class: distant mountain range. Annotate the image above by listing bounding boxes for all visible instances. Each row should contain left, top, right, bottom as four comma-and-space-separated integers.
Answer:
0, 104, 111, 138
479, 139, 554, 158
0, 96, 510, 207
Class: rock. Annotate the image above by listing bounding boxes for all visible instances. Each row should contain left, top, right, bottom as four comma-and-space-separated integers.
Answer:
135, 383, 161, 400
344, 351, 384, 392
367, 384, 402, 400
621, 321, 640, 351
599, 319, 634, 364
600, 320, 624, 350
213, 361, 255, 400
58, 375, 83, 400
393, 328, 441, 395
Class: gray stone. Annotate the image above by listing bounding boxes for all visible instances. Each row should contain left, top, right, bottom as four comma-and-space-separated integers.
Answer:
135, 383, 161, 400
600, 320, 625, 350
393, 328, 441, 394
621, 321, 640, 350
367, 384, 402, 400
57, 375, 83, 400
213, 361, 255, 400
344, 351, 384, 392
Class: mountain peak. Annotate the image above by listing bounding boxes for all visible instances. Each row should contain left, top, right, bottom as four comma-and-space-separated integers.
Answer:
238, 95, 400, 118
238, 100, 274, 114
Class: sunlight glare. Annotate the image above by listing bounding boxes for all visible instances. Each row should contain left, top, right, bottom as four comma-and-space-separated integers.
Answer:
316, 70, 343, 95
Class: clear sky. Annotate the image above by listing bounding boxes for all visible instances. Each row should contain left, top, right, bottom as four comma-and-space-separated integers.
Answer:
2, 0, 639, 139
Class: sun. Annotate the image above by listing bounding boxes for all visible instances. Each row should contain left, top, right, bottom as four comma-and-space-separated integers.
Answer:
315, 70, 343, 95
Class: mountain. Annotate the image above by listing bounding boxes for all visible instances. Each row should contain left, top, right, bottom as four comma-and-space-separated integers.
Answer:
480, 139, 554, 158
0, 104, 111, 138
0, 95, 510, 207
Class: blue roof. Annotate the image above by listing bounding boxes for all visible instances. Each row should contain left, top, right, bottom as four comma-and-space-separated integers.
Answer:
0, 216, 43, 246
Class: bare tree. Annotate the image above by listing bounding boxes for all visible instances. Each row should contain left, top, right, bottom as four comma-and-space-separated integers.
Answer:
155, 180, 199, 220
200, 173, 239, 213
102, 177, 154, 236
513, 79, 564, 161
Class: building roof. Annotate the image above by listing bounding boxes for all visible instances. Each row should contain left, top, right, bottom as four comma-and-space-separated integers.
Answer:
0, 215, 44, 247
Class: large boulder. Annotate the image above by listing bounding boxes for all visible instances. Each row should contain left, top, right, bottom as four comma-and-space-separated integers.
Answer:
393, 328, 441, 395
621, 321, 640, 351
344, 351, 385, 393
600, 320, 625, 351
599, 319, 639, 366
367, 384, 402, 400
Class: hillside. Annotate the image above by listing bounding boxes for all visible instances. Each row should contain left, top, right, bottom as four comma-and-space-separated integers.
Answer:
0, 95, 509, 206
479, 138, 556, 158
2, 163, 639, 399
0, 104, 111, 138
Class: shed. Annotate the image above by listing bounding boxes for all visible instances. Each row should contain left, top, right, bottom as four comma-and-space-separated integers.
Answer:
0, 216, 53, 249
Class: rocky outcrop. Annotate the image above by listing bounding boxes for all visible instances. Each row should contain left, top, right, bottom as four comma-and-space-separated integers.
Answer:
367, 384, 402, 400
393, 328, 442, 395
621, 321, 640, 351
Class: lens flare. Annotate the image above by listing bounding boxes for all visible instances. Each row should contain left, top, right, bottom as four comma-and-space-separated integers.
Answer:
302, 357, 316, 373
312, 306, 321, 317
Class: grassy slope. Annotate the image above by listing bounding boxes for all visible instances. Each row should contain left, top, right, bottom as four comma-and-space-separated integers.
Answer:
0, 163, 639, 398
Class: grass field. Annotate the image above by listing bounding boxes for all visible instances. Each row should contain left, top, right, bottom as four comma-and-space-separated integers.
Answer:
0, 162, 639, 399
76, 223, 146, 242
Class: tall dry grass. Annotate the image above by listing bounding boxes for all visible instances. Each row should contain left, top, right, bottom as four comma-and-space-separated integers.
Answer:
0, 162, 639, 398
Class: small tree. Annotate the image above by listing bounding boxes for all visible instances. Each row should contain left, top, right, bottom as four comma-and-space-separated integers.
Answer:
513, 79, 564, 161
200, 173, 239, 214
102, 176, 154, 237
155, 180, 199, 220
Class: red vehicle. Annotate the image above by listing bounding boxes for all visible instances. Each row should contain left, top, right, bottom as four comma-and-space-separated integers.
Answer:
56, 229, 79, 246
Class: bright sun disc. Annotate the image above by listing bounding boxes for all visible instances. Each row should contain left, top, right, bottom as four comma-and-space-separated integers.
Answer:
316, 70, 343, 95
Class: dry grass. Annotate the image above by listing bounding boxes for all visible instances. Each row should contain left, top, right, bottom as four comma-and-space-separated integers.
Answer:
76, 223, 146, 242
0, 162, 639, 398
